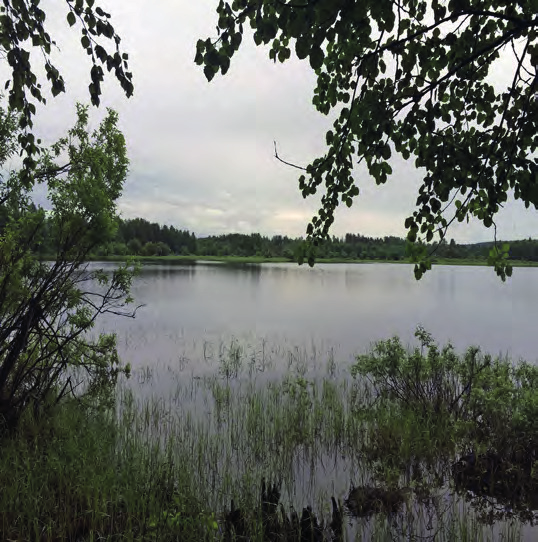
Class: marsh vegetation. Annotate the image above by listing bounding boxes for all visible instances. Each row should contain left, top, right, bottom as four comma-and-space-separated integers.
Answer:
3, 258, 538, 541
2, 326, 538, 541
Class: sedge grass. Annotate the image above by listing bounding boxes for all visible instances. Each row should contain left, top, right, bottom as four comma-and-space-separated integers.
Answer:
0, 336, 532, 541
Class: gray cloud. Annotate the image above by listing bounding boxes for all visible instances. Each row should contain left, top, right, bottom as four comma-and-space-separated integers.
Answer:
1, 0, 537, 242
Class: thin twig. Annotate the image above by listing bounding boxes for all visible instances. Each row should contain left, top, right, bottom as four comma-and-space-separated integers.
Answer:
273, 141, 307, 171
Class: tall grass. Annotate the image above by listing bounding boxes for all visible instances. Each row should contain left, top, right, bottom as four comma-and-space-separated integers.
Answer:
1, 332, 533, 540
0, 397, 217, 541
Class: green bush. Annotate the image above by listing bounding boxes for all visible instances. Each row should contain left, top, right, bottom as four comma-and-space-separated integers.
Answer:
351, 326, 538, 458
0, 105, 136, 435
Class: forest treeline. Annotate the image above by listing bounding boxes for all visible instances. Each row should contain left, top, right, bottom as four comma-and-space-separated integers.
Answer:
102, 218, 538, 262
4, 212, 538, 261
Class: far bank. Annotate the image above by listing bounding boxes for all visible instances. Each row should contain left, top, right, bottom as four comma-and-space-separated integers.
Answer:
90, 254, 538, 268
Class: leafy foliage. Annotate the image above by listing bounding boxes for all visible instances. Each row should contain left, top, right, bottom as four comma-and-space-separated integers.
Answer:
0, 0, 133, 182
352, 326, 538, 457
198, 0, 538, 279
352, 326, 493, 420
0, 104, 137, 434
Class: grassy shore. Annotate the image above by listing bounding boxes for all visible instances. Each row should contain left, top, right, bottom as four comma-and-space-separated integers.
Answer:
95, 253, 538, 267
2, 332, 536, 541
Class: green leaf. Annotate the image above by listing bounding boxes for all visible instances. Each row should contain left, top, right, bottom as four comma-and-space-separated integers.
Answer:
203, 65, 216, 82
205, 49, 221, 68
381, 143, 391, 160
231, 32, 242, 50
295, 38, 310, 60
220, 56, 230, 75
67, 11, 76, 27
309, 47, 324, 70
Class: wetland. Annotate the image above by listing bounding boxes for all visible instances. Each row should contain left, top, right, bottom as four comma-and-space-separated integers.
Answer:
3, 262, 538, 541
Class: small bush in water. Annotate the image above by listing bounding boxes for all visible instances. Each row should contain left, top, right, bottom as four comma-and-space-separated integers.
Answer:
351, 326, 538, 459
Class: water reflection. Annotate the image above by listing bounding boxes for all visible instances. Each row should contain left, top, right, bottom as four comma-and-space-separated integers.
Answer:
99, 259, 538, 542
93, 262, 538, 374
118, 348, 536, 541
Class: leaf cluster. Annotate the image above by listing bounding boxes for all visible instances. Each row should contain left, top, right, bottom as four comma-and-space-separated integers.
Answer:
0, 104, 138, 434
0, 0, 133, 180
198, 0, 538, 279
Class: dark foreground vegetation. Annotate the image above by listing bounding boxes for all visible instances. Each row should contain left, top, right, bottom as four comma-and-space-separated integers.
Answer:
3, 328, 538, 541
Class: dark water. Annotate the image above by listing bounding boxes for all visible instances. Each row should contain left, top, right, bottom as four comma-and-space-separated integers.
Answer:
99, 261, 538, 371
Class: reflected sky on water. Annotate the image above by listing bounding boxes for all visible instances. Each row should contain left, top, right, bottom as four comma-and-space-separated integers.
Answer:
94, 262, 538, 374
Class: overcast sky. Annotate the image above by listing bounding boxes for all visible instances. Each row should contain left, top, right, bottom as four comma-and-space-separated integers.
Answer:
4, 0, 538, 242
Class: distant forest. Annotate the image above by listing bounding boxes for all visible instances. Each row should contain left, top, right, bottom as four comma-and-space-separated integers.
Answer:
86, 217, 538, 262
4, 210, 538, 262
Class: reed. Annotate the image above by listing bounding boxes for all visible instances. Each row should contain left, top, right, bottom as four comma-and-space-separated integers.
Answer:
0, 332, 532, 541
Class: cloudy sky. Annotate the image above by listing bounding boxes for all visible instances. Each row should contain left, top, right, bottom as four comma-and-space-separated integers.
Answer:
4, 0, 538, 242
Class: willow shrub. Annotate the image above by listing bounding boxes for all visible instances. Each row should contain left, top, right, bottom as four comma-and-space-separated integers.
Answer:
351, 326, 538, 458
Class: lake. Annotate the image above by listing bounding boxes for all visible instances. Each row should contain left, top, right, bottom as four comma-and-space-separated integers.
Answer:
93, 261, 538, 540
101, 261, 538, 374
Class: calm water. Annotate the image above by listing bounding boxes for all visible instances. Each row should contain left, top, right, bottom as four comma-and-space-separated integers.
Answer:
99, 261, 538, 372
96, 262, 538, 539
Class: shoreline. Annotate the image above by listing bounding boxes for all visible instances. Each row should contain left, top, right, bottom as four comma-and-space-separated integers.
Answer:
89, 254, 538, 267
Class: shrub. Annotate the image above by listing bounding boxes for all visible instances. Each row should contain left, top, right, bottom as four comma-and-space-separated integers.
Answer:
351, 326, 538, 457
0, 105, 137, 435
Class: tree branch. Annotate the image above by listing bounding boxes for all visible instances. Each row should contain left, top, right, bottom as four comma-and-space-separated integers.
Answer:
273, 141, 307, 171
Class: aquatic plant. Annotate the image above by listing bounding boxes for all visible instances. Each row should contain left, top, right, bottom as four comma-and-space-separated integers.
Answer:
1, 334, 534, 540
